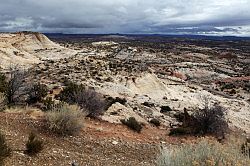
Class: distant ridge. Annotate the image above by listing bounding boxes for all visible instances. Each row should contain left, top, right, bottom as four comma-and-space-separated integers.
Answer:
45, 33, 250, 41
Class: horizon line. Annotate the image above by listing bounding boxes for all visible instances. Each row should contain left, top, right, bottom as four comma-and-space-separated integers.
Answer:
1, 31, 250, 38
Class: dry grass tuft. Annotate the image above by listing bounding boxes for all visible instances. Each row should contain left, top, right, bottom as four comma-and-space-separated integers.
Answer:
157, 137, 250, 166
0, 131, 11, 165
25, 132, 43, 156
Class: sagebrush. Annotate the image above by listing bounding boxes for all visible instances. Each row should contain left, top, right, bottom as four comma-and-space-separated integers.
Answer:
157, 138, 250, 166
57, 82, 106, 117
46, 104, 84, 136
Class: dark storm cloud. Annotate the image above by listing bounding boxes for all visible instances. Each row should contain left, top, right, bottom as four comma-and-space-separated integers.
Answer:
148, 26, 240, 35
0, 0, 249, 36
42, 20, 103, 29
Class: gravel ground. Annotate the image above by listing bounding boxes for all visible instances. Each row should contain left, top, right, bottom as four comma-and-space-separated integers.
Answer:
0, 112, 165, 166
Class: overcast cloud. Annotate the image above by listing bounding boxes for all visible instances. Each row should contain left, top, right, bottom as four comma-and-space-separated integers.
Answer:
0, 0, 250, 36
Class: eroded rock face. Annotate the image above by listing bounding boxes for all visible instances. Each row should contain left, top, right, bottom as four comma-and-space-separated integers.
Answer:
102, 102, 147, 124
0, 32, 77, 69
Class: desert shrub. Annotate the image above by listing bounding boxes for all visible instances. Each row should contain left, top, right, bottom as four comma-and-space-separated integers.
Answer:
194, 105, 229, 137
0, 74, 7, 93
42, 97, 56, 111
160, 106, 172, 113
171, 105, 229, 138
149, 118, 161, 127
142, 102, 155, 107
243, 83, 250, 92
4, 68, 31, 105
1, 69, 45, 106
121, 117, 142, 133
169, 127, 193, 136
73, 88, 106, 117
229, 88, 237, 94
0, 131, 11, 165
46, 104, 84, 136
221, 83, 236, 91
241, 139, 250, 158
27, 83, 48, 104
0, 93, 7, 111
57, 82, 106, 117
157, 138, 250, 166
56, 82, 83, 102
25, 132, 43, 156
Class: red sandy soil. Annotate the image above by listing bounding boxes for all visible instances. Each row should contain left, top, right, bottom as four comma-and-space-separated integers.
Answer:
0, 111, 193, 166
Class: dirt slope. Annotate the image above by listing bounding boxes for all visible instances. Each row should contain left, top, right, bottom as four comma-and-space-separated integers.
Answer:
0, 110, 175, 166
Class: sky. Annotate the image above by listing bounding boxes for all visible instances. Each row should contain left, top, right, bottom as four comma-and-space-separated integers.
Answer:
0, 0, 250, 36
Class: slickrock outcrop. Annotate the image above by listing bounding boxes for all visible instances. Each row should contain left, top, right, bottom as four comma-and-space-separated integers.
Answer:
0, 31, 77, 69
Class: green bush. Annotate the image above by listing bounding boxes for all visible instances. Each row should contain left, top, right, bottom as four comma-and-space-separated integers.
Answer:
56, 82, 83, 103
46, 104, 84, 136
42, 98, 65, 112
27, 83, 48, 104
0, 131, 11, 165
121, 117, 142, 133
42, 97, 56, 111
157, 138, 250, 166
25, 132, 43, 156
